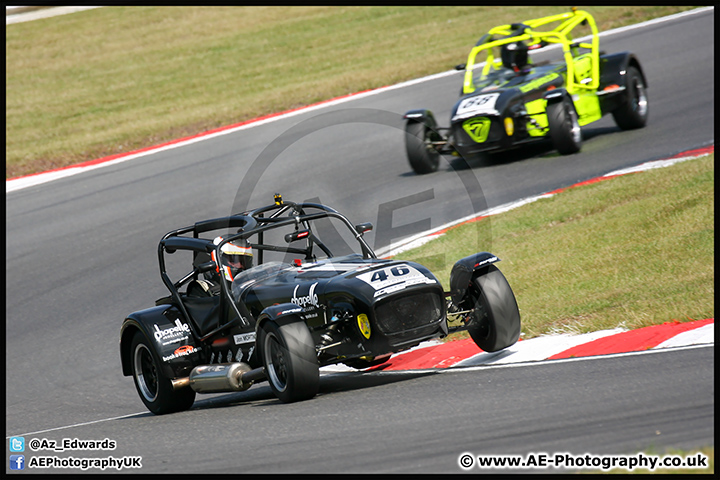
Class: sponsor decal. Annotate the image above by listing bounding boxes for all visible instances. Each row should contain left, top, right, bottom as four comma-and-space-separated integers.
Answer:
162, 344, 200, 362
474, 256, 498, 268
462, 117, 492, 143
233, 332, 256, 345
153, 320, 191, 345
518, 73, 560, 93
357, 314, 371, 339
174, 345, 195, 355
291, 282, 319, 309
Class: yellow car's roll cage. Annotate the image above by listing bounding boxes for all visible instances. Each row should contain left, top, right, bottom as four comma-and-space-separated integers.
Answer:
462, 9, 599, 95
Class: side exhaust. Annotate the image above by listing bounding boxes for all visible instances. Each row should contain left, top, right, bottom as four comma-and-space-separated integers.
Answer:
171, 362, 265, 393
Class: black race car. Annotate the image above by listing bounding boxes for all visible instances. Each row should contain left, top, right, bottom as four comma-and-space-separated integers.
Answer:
404, 9, 649, 174
120, 195, 521, 414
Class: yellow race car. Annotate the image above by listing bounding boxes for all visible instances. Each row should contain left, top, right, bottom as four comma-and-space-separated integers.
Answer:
404, 9, 649, 174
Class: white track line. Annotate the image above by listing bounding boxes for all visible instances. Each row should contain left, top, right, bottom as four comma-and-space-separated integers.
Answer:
6, 7, 713, 193
5, 6, 714, 439
6, 327, 712, 438
6, 6, 101, 25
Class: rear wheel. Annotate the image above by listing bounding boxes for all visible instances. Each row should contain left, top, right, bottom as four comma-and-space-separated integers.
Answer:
547, 97, 582, 155
130, 331, 195, 415
259, 319, 319, 403
405, 121, 441, 174
612, 66, 648, 130
466, 265, 521, 352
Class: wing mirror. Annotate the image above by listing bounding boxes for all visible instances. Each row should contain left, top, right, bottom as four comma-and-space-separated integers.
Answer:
355, 222, 373, 234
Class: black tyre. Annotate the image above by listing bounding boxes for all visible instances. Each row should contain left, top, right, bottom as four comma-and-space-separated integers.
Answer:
547, 96, 582, 155
466, 265, 521, 352
130, 331, 195, 415
259, 319, 319, 403
612, 66, 648, 130
405, 120, 441, 174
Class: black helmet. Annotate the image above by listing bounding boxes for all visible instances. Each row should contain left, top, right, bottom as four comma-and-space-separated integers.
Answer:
501, 41, 529, 71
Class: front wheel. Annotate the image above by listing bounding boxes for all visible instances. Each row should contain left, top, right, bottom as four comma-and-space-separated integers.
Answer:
130, 331, 195, 415
547, 97, 582, 155
466, 265, 521, 352
405, 120, 441, 174
259, 319, 319, 403
612, 66, 648, 130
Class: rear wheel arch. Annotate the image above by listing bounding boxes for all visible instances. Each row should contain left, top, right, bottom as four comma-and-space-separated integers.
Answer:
129, 330, 196, 414
120, 322, 142, 377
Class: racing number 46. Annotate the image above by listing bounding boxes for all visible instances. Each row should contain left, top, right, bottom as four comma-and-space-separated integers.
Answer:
371, 266, 410, 282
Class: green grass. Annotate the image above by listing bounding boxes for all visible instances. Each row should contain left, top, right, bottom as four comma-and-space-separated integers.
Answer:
395, 154, 714, 339
398, 155, 714, 471
5, 6, 698, 178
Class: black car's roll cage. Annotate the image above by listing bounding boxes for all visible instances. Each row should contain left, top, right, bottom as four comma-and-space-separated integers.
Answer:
158, 198, 376, 340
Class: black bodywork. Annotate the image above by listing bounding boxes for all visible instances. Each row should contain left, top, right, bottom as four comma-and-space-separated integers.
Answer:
403, 10, 649, 174
120, 196, 521, 413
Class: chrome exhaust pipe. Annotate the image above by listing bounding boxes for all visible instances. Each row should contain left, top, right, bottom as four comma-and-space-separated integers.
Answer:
171, 377, 190, 389
190, 363, 254, 393
171, 362, 266, 393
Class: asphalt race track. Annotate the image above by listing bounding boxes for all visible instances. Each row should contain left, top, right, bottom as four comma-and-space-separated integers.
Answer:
5, 8, 714, 474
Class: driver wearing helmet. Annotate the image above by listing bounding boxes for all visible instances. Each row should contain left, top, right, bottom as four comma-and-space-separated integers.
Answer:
501, 41, 530, 73
211, 236, 253, 282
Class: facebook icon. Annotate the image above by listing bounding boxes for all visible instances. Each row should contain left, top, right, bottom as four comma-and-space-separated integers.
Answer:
10, 455, 25, 470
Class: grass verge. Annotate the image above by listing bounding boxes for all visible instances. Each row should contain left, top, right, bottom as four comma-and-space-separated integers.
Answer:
5, 6, 698, 178
399, 155, 714, 472
395, 154, 714, 339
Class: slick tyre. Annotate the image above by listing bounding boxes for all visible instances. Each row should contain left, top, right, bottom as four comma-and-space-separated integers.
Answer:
547, 97, 582, 155
612, 66, 648, 130
259, 319, 319, 403
405, 120, 441, 174
467, 265, 521, 352
130, 331, 195, 415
